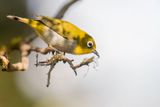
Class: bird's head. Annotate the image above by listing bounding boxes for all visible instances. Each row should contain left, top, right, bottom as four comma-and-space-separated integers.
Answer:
73, 34, 99, 58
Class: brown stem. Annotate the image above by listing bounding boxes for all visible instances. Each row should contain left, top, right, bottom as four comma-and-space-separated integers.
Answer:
55, 0, 80, 19
36, 54, 95, 87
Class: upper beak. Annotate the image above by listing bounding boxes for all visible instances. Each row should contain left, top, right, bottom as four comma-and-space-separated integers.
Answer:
93, 50, 100, 58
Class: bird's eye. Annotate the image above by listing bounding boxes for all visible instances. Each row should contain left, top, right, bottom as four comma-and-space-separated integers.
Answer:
87, 41, 93, 48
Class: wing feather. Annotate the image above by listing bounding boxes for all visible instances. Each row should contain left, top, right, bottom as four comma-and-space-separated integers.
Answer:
36, 16, 86, 40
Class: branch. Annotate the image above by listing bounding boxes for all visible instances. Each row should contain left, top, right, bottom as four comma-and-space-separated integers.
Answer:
55, 0, 80, 19
35, 54, 94, 87
0, 42, 55, 72
0, 42, 30, 72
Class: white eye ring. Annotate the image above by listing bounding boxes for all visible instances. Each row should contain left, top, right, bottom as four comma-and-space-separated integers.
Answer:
87, 41, 93, 48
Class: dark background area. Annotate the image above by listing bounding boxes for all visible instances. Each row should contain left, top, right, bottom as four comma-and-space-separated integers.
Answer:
0, 0, 34, 107
0, 0, 30, 44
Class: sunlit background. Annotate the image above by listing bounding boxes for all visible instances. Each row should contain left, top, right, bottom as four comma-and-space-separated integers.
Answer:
0, 0, 160, 107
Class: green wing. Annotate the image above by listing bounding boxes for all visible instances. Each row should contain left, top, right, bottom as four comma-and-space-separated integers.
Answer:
36, 16, 86, 40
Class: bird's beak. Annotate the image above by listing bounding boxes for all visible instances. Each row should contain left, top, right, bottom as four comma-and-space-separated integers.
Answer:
93, 50, 100, 58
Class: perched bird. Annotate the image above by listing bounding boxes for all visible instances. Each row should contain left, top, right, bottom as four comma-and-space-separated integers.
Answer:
7, 15, 99, 57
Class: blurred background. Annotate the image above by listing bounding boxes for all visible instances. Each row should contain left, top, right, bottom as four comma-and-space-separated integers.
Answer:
0, 0, 160, 107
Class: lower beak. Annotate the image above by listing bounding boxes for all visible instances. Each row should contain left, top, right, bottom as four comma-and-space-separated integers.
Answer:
93, 50, 100, 58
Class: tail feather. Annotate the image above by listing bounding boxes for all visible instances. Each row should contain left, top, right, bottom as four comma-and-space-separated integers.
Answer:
7, 15, 44, 30
7, 15, 30, 24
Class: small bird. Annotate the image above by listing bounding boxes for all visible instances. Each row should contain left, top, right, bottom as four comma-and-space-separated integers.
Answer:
7, 15, 99, 57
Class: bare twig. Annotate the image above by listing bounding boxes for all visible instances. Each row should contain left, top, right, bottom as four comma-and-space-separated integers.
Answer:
47, 63, 56, 87
35, 53, 94, 87
55, 0, 80, 19
0, 40, 57, 72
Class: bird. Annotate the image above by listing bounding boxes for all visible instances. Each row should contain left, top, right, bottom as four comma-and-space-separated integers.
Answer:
7, 15, 99, 58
